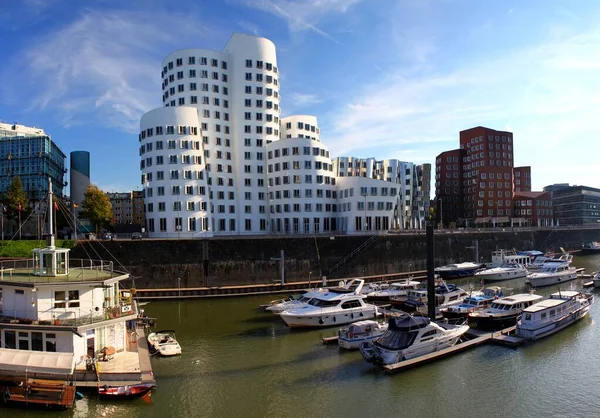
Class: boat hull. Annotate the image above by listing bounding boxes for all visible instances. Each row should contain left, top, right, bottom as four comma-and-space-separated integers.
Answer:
476, 270, 528, 282
469, 313, 520, 331
517, 305, 591, 340
338, 331, 386, 350
435, 268, 482, 279
527, 273, 578, 287
280, 308, 378, 328
98, 383, 155, 400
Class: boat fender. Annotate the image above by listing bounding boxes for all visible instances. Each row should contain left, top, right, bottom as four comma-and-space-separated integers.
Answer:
319, 318, 324, 325
359, 312, 364, 317
351, 313, 354, 319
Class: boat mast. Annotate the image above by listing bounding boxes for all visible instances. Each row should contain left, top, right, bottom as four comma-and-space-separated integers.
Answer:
47, 176, 55, 249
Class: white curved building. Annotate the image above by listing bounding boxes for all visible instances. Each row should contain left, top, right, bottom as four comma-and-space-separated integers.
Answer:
281, 115, 320, 141
140, 106, 212, 237
139, 32, 428, 237
142, 33, 281, 236
266, 127, 336, 234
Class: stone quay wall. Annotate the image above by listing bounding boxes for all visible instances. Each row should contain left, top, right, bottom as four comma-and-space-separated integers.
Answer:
69, 228, 600, 289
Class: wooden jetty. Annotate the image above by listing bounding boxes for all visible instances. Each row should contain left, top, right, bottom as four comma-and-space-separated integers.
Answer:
383, 325, 524, 374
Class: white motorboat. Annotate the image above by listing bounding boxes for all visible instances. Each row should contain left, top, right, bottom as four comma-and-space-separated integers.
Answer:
526, 261, 578, 287
359, 315, 469, 365
468, 293, 544, 330
337, 320, 388, 350
489, 249, 532, 268
390, 280, 467, 314
147, 330, 182, 356
474, 263, 529, 282
279, 280, 378, 328
366, 279, 421, 302
593, 271, 600, 288
440, 287, 503, 319
266, 282, 355, 314
516, 291, 593, 340
520, 250, 573, 271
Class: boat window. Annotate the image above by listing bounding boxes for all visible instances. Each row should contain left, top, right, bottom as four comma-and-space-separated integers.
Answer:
307, 299, 339, 308
550, 309, 556, 317
376, 330, 418, 350
341, 300, 361, 309
541, 312, 547, 319
524, 313, 532, 321
449, 295, 458, 301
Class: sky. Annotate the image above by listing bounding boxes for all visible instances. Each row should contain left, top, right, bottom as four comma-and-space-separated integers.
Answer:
1, 0, 600, 193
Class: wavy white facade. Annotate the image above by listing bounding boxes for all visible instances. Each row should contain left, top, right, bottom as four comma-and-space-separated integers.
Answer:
337, 177, 398, 233
266, 136, 336, 233
140, 107, 212, 237
139, 33, 430, 236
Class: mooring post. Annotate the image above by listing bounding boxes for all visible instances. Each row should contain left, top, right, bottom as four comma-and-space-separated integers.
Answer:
427, 208, 436, 321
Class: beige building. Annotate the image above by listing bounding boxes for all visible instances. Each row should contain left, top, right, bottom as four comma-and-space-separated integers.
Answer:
107, 191, 145, 228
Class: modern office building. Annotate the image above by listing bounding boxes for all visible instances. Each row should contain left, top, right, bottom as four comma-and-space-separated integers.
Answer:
459, 126, 514, 223
513, 166, 531, 192
513, 191, 553, 227
0, 123, 66, 201
139, 34, 425, 237
435, 149, 465, 227
70, 151, 90, 213
551, 185, 600, 226
333, 157, 431, 229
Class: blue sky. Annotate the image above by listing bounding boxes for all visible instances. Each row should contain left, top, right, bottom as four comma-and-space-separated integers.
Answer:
1, 0, 599, 193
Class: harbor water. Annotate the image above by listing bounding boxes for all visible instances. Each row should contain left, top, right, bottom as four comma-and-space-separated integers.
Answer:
12, 254, 600, 418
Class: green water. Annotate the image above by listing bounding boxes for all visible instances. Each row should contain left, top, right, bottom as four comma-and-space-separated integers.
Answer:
11, 254, 600, 418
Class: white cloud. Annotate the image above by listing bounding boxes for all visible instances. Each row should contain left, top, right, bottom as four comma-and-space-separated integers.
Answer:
237, 20, 261, 35
286, 92, 322, 109
2, 9, 209, 132
322, 26, 600, 189
241, 0, 363, 41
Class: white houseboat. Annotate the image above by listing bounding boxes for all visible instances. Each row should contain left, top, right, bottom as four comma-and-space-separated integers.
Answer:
516, 291, 593, 340
0, 180, 154, 409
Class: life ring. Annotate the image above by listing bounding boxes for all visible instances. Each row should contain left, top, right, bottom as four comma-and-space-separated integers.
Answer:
319, 318, 324, 325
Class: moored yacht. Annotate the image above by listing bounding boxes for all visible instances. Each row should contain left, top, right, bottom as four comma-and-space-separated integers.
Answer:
526, 261, 578, 287
359, 315, 469, 365
440, 287, 503, 319
435, 262, 485, 279
581, 242, 600, 255
390, 281, 467, 314
468, 293, 544, 330
474, 263, 529, 282
365, 279, 421, 302
516, 291, 593, 340
279, 280, 378, 328
489, 249, 532, 268
337, 320, 388, 350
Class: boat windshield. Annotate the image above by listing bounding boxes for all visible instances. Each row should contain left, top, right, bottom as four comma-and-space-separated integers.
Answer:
376, 330, 418, 350
464, 298, 479, 306
307, 299, 339, 308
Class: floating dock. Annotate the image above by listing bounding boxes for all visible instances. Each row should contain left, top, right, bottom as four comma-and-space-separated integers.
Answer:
383, 326, 523, 374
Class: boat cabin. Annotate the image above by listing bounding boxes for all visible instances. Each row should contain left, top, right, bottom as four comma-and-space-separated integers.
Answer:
520, 291, 582, 325
376, 316, 433, 350
490, 250, 531, 267
486, 294, 543, 312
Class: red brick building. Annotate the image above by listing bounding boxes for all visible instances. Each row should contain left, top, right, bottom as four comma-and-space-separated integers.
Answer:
459, 127, 514, 223
435, 149, 465, 226
513, 191, 553, 226
513, 166, 531, 192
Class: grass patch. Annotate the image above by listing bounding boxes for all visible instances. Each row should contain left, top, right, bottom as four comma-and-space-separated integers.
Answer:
0, 240, 76, 258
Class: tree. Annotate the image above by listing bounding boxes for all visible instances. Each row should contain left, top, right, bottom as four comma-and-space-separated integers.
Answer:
80, 185, 112, 234
4, 176, 29, 220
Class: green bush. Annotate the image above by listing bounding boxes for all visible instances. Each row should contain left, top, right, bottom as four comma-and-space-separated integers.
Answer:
0, 240, 76, 258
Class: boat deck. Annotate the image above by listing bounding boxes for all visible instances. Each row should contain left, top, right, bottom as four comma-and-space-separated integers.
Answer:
74, 326, 156, 388
0, 267, 123, 284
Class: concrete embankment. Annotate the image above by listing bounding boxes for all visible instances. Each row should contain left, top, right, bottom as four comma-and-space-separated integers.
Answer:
69, 227, 600, 290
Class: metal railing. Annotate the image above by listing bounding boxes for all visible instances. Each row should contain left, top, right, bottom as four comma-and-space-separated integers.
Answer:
0, 303, 137, 328
0, 258, 120, 283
